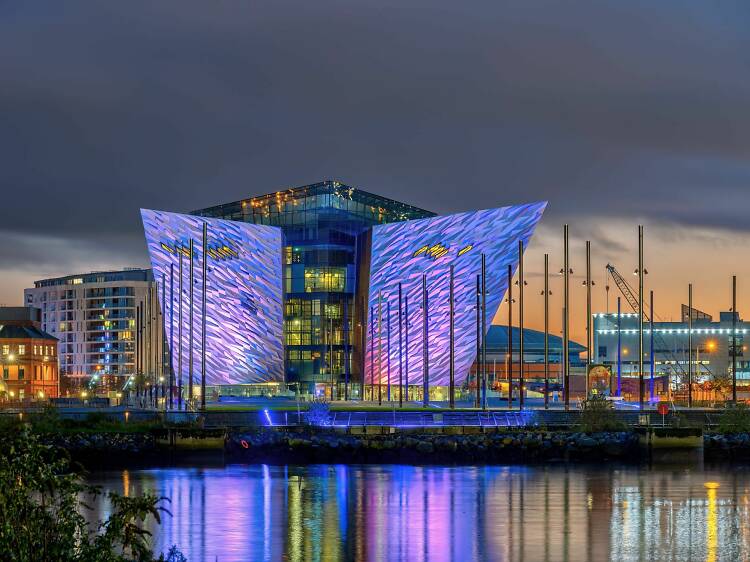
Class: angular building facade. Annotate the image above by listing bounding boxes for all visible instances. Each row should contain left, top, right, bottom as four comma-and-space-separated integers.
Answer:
142, 180, 546, 397
141, 210, 285, 387
366, 204, 547, 388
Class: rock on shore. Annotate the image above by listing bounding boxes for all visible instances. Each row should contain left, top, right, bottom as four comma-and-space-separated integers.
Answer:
226, 429, 640, 464
704, 432, 750, 461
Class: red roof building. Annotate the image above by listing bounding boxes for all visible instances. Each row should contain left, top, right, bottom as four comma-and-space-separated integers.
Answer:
0, 307, 59, 400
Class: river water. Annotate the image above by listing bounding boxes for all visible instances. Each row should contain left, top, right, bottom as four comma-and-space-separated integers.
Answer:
86, 463, 750, 561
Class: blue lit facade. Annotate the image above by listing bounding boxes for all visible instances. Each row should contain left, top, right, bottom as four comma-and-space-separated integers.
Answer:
141, 210, 285, 386
366, 203, 546, 388
144, 180, 546, 393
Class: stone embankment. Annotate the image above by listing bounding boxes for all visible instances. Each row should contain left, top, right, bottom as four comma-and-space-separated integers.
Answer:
46, 432, 159, 465
704, 433, 750, 461
226, 429, 640, 464
39, 428, 750, 465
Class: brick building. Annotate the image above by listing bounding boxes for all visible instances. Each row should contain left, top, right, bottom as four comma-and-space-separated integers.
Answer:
0, 307, 59, 400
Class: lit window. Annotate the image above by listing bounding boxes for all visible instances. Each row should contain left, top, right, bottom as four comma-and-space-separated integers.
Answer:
1, 345, 8, 355
18, 345, 25, 355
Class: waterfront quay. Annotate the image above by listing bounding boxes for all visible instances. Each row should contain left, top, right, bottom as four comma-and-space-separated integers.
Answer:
0, 398, 727, 428
6, 399, 748, 469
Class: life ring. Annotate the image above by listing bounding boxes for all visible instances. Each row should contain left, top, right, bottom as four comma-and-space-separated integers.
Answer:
240, 440, 249, 449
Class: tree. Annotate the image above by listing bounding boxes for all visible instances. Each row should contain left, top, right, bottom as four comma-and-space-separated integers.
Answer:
0, 425, 184, 561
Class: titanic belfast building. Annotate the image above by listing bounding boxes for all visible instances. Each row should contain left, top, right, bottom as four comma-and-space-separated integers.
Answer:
141, 180, 546, 398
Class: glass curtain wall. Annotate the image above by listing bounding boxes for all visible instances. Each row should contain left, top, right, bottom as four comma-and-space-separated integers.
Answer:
193, 180, 434, 392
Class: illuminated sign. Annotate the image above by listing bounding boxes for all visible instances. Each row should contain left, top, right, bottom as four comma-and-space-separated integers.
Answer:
412, 243, 474, 260
160, 240, 239, 261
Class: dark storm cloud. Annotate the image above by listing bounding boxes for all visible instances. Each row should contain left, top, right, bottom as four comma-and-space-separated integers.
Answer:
0, 230, 144, 272
2, 0, 750, 299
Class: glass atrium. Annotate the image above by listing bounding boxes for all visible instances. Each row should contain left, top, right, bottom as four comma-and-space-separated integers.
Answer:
192, 180, 434, 391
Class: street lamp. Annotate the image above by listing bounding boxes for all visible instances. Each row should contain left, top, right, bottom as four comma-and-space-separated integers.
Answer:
3, 354, 16, 402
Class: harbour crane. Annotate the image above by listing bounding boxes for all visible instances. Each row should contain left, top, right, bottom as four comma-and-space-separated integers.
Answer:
604, 263, 695, 382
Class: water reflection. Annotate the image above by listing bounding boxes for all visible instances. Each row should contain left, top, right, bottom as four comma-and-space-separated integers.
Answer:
86, 464, 750, 561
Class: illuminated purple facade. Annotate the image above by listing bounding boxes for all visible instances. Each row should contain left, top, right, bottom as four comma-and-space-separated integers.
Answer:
141, 209, 284, 385
141, 182, 547, 392
365, 202, 547, 387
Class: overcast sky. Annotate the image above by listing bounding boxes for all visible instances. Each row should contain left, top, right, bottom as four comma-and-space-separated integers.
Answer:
2, 1, 750, 340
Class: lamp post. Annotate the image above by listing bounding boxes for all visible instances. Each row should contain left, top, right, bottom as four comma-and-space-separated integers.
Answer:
146, 284, 151, 406
449, 265, 455, 409
159, 272, 167, 411
584, 240, 593, 398
168, 264, 174, 410
3, 354, 15, 402
733, 275, 737, 404
386, 300, 391, 402
178, 248, 183, 410
200, 221, 207, 411
688, 283, 693, 408
475, 274, 481, 408
517, 243, 524, 410
378, 290, 383, 405
404, 295, 409, 402
344, 298, 350, 401
136, 303, 141, 402
507, 264, 513, 409
422, 274, 429, 408
637, 225, 645, 410
369, 305, 375, 402
650, 290, 654, 403
144, 282, 154, 407
189, 238, 194, 410
543, 254, 550, 409
398, 283, 403, 407
481, 253, 487, 410
329, 316, 335, 400
617, 297, 622, 396
563, 224, 570, 410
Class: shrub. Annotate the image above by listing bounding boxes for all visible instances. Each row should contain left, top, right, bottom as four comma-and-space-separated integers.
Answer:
717, 403, 750, 434
21, 403, 61, 434
0, 427, 183, 561
579, 395, 625, 432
